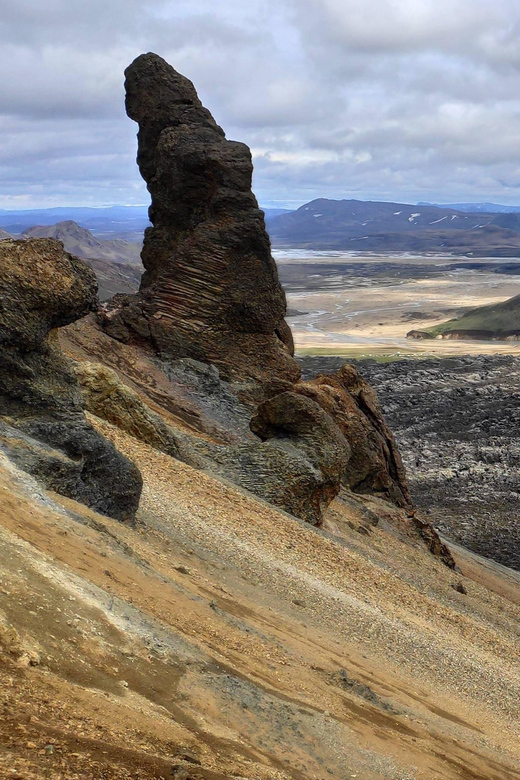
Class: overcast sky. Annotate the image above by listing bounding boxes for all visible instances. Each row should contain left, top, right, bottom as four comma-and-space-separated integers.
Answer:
2, 0, 520, 209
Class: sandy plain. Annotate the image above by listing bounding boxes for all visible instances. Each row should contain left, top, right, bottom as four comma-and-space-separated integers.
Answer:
274, 251, 520, 357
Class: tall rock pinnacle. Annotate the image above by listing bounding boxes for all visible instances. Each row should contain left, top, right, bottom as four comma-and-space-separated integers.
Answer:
101, 52, 300, 396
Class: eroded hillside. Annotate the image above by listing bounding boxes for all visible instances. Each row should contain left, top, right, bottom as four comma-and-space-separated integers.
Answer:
1, 424, 520, 780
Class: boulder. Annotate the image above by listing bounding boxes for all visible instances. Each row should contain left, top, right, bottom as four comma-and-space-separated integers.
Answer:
75, 361, 348, 525
294, 364, 412, 508
100, 52, 300, 398
211, 392, 350, 525
0, 239, 142, 522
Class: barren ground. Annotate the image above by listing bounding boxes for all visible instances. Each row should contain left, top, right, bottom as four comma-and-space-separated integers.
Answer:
1, 413, 519, 780
275, 252, 520, 356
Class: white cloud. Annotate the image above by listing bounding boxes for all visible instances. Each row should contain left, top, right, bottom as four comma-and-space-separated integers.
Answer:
1, 0, 520, 207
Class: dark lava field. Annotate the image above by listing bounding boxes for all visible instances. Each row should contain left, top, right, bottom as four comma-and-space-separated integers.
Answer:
299, 354, 520, 570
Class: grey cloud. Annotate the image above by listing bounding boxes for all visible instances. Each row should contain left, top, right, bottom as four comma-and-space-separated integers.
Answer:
2, 0, 520, 208
298, 0, 519, 60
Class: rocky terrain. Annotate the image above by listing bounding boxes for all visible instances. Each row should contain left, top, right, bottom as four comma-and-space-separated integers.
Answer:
1, 53, 519, 780
0, 238, 142, 521
269, 197, 520, 255
300, 354, 520, 570
1, 410, 520, 780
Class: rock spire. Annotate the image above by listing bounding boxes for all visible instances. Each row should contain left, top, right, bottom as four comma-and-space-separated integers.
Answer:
101, 52, 300, 396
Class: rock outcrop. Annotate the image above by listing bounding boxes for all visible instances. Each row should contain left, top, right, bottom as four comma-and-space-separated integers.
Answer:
295, 364, 412, 508
212, 392, 350, 525
75, 361, 349, 526
74, 360, 207, 468
0, 239, 142, 521
100, 52, 300, 397
87, 54, 414, 529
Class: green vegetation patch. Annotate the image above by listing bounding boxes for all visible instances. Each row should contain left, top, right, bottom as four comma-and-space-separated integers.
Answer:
420, 293, 520, 338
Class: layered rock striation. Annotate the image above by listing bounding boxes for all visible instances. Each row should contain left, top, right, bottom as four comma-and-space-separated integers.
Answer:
0, 239, 142, 521
101, 52, 299, 395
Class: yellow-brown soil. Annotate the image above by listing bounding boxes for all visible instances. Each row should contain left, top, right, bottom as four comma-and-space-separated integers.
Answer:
0, 413, 519, 780
286, 270, 520, 357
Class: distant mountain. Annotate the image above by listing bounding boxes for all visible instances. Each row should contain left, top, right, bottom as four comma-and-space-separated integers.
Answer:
418, 202, 520, 213
268, 198, 520, 254
0, 204, 289, 236
21, 221, 142, 266
262, 208, 293, 222
84, 257, 141, 301
0, 206, 150, 237
408, 293, 520, 341
0, 229, 11, 240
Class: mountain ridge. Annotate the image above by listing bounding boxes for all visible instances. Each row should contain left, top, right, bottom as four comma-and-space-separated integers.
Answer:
21, 220, 142, 265
269, 197, 520, 254
418, 201, 520, 213
0, 205, 289, 237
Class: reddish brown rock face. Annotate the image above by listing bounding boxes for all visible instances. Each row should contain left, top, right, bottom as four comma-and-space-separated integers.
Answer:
295, 364, 412, 509
101, 53, 300, 397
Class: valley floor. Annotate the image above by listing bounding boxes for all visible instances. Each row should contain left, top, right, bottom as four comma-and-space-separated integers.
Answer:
1, 416, 519, 780
277, 252, 520, 357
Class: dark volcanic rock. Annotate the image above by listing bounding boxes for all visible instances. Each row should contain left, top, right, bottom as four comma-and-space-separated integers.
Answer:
0, 239, 142, 522
299, 354, 520, 570
100, 52, 300, 397
294, 365, 412, 508
212, 392, 350, 525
